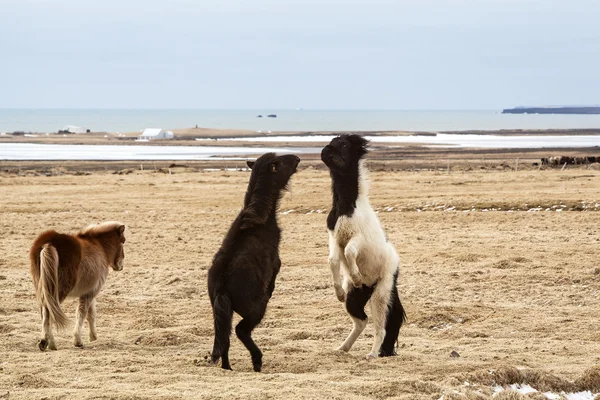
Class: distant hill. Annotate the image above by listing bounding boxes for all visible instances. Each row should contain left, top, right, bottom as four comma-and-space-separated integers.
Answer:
502, 106, 600, 114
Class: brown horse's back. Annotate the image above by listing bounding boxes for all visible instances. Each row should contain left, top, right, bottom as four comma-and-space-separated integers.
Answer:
30, 230, 82, 301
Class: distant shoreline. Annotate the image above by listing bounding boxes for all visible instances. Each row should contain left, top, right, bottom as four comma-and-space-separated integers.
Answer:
2, 127, 600, 147
502, 106, 600, 115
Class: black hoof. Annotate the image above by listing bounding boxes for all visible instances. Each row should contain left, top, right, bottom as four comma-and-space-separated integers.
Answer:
75, 343, 84, 348
252, 352, 263, 372
221, 364, 232, 371
39, 339, 48, 351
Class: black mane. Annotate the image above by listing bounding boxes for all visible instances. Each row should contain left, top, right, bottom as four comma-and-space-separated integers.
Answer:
241, 153, 282, 230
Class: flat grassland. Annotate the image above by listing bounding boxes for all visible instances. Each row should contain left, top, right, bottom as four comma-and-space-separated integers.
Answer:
1, 166, 599, 399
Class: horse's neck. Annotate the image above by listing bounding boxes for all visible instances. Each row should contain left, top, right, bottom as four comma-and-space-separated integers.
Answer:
238, 186, 282, 232
357, 160, 370, 199
331, 160, 370, 213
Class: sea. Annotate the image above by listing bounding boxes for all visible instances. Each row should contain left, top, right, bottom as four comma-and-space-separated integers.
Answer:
2, 109, 600, 133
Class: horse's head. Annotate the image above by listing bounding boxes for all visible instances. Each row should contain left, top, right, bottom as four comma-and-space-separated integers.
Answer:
81, 222, 126, 271
321, 134, 369, 173
240, 153, 300, 229
246, 153, 301, 193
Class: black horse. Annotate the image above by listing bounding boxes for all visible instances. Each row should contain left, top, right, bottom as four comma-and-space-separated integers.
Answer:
207, 153, 300, 372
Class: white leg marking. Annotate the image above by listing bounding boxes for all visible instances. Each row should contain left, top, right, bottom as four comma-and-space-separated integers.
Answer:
329, 245, 346, 302
344, 239, 363, 288
366, 279, 393, 359
337, 316, 368, 352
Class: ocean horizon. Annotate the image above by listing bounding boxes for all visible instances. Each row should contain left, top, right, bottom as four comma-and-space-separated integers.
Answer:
2, 109, 600, 134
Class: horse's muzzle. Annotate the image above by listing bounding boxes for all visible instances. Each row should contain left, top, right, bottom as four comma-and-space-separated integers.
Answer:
321, 145, 335, 166
292, 155, 300, 173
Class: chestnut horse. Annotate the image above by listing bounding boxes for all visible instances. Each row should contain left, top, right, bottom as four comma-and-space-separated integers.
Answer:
29, 221, 126, 351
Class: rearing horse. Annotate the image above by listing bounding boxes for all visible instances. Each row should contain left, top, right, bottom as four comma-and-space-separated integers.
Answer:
29, 221, 126, 351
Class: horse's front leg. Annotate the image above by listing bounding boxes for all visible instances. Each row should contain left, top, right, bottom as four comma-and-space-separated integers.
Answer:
344, 237, 364, 288
73, 296, 91, 347
328, 243, 346, 302
86, 298, 97, 342
267, 259, 281, 299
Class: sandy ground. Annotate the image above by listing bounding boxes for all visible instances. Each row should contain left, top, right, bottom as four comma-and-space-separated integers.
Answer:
1, 165, 600, 399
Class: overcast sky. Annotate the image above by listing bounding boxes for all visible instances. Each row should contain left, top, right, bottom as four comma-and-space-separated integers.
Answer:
1, 0, 599, 109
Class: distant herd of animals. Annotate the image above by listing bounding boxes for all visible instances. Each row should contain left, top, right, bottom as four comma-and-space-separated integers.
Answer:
541, 155, 600, 167
29, 134, 406, 372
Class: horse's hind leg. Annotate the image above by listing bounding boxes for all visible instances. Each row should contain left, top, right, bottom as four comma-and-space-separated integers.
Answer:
86, 298, 97, 342
338, 282, 373, 352
379, 271, 406, 357
39, 307, 57, 351
235, 312, 264, 372
73, 296, 91, 348
211, 293, 233, 370
367, 275, 395, 359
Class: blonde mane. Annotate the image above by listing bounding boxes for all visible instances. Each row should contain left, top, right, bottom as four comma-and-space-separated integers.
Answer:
79, 221, 125, 237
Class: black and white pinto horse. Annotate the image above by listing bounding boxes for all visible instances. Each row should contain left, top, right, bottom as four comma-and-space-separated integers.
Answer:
207, 153, 300, 372
321, 134, 406, 359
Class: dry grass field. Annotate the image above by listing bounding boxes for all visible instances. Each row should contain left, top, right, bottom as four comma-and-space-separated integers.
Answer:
1, 165, 600, 399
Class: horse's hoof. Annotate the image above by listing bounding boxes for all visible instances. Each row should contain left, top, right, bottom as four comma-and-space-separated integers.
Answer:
89, 334, 97, 342
336, 345, 350, 352
251, 352, 263, 372
365, 352, 378, 360
351, 278, 363, 288
39, 339, 48, 351
74, 342, 84, 348
336, 292, 346, 302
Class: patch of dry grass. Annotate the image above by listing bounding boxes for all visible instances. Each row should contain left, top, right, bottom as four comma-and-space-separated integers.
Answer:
0, 167, 599, 399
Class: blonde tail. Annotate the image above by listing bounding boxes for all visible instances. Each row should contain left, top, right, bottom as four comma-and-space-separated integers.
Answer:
37, 244, 69, 330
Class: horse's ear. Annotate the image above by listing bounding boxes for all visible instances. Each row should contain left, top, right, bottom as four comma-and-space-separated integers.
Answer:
246, 161, 255, 170
117, 225, 126, 243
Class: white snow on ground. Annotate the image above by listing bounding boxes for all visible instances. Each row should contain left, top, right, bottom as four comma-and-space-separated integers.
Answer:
0, 143, 321, 161
197, 134, 600, 149
493, 384, 598, 399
